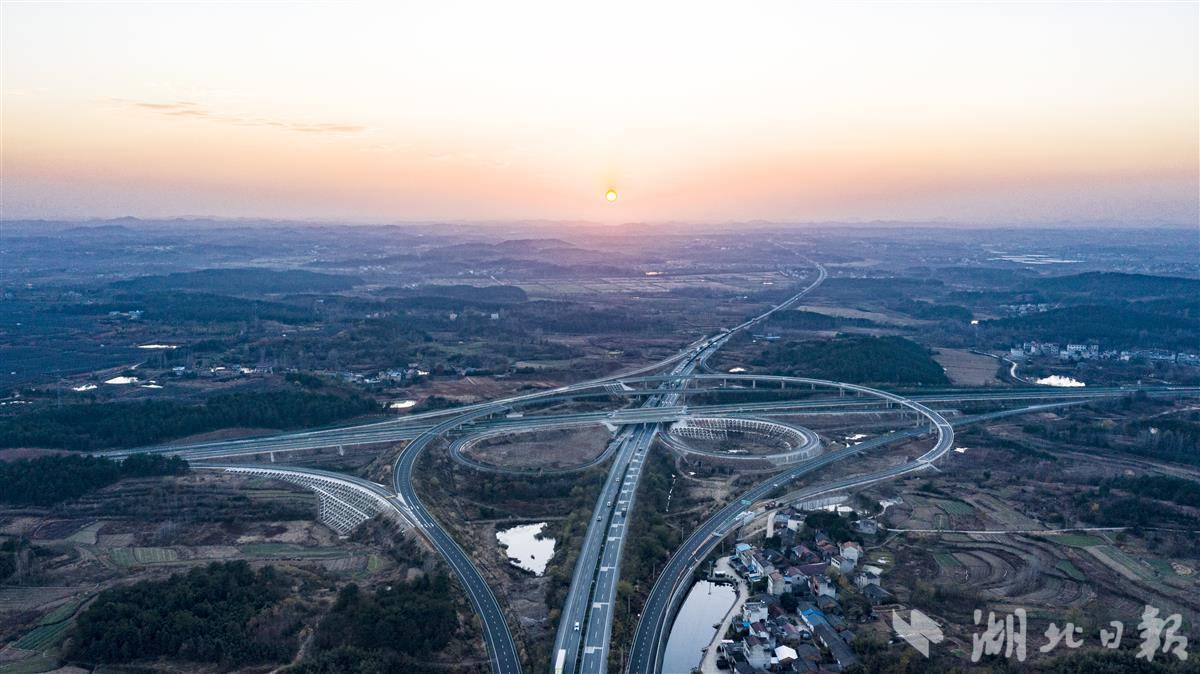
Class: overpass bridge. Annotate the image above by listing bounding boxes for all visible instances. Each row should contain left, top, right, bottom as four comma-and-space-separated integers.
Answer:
197, 464, 410, 535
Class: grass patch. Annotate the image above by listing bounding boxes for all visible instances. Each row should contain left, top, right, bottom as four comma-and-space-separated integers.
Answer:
14, 620, 73, 651
933, 552, 962, 569
109, 547, 179, 566
1096, 545, 1156, 583
1147, 559, 1179, 577
937, 500, 974, 516
238, 543, 345, 559
37, 597, 85, 626
1055, 560, 1086, 581
1044, 533, 1105, 548
866, 550, 895, 570
0, 655, 61, 673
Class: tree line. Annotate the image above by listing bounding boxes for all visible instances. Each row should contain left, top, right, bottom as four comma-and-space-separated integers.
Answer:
0, 453, 188, 506
292, 575, 460, 674
0, 390, 378, 451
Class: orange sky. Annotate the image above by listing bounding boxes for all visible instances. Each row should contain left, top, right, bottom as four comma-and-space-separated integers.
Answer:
2, 2, 1197, 224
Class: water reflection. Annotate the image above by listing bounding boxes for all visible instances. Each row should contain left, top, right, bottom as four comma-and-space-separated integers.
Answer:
663, 581, 736, 674
496, 522, 555, 576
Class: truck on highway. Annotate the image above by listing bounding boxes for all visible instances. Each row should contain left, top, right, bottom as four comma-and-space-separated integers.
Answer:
555, 648, 567, 674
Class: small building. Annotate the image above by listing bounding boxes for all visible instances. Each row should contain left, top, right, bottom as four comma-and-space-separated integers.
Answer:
774, 645, 798, 666
742, 600, 768, 624
862, 584, 893, 605
809, 575, 837, 598
853, 519, 879, 536
743, 635, 771, 668
854, 570, 881, 589
840, 541, 863, 565
767, 570, 787, 596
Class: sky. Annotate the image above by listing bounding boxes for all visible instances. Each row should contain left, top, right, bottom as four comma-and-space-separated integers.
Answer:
2, 1, 1197, 225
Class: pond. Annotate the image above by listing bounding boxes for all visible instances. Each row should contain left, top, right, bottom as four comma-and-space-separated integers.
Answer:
496, 522, 555, 576
663, 580, 737, 674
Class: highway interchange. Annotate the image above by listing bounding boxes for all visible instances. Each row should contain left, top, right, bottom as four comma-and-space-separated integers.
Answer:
106, 259, 1200, 674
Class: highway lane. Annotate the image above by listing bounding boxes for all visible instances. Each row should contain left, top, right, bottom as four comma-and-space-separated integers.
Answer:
556, 260, 830, 666
553, 422, 654, 674
63, 250, 1192, 674
555, 367, 693, 674
100, 384, 1198, 463
391, 405, 524, 674
555, 261, 829, 674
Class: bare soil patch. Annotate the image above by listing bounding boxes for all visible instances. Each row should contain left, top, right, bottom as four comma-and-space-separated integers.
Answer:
932, 348, 1001, 386
466, 425, 612, 469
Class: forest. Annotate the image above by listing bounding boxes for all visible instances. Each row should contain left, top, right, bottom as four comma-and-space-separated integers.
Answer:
1022, 411, 1200, 467
0, 390, 378, 451
1025, 271, 1200, 301
1104, 474, 1200, 508
0, 453, 188, 506
300, 575, 460, 673
68, 561, 294, 666
986, 304, 1197, 351
748, 335, 950, 386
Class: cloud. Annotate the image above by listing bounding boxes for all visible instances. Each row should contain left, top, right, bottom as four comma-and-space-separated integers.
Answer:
111, 98, 365, 134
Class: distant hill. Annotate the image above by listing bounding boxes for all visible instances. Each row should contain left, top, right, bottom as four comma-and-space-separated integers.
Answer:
493, 238, 575, 251
986, 304, 1198, 351
111, 268, 362, 295
1025, 272, 1200, 300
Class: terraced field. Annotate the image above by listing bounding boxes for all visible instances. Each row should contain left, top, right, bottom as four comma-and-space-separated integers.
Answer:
12, 619, 72, 652
936, 500, 975, 517
1043, 533, 1107, 548
0, 654, 59, 674
238, 542, 347, 558
11, 596, 88, 653
109, 546, 180, 566
1056, 559, 1086, 581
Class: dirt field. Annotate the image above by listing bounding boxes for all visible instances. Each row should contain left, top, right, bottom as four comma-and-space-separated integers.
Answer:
792, 303, 926, 326
466, 425, 613, 469
932, 348, 1001, 386
853, 409, 1200, 660
685, 434, 788, 456
0, 472, 449, 672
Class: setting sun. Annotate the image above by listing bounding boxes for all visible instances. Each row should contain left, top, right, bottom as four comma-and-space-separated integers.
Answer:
605, 189, 618, 203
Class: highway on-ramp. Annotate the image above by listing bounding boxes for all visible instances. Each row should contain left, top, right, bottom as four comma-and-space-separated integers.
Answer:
553, 261, 827, 674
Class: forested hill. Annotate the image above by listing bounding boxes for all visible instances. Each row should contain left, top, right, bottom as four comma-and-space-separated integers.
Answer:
0, 453, 188, 506
0, 390, 378, 451
749, 335, 950, 386
1025, 271, 1200, 300
985, 304, 1198, 351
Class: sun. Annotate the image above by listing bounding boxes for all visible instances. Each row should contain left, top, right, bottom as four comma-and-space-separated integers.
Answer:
605, 188, 618, 203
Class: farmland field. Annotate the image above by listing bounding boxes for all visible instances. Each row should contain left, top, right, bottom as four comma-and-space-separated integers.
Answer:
109, 547, 179, 566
